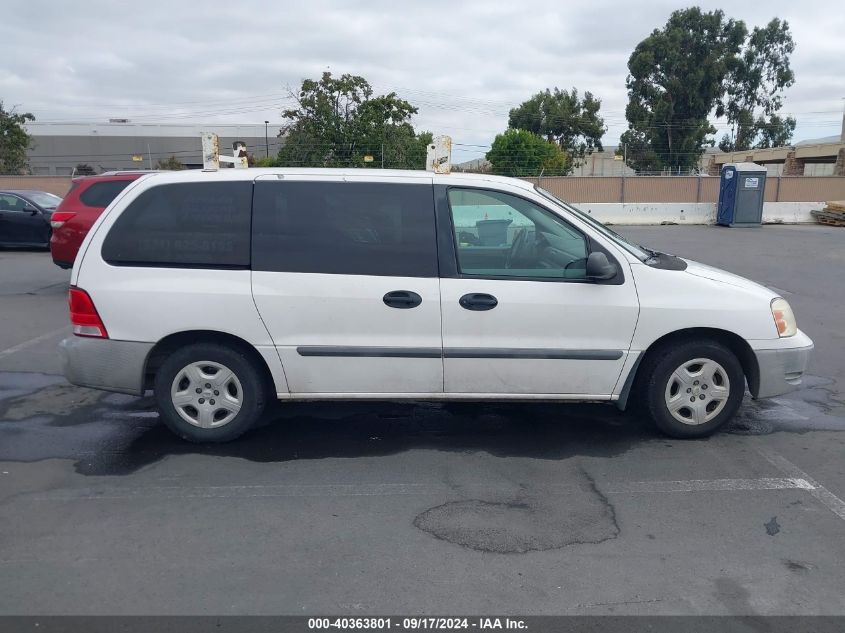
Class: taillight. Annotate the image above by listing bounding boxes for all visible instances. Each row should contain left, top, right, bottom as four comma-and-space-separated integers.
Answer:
51, 211, 76, 229
68, 288, 108, 338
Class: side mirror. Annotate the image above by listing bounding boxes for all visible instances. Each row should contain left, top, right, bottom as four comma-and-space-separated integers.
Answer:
25, 205, 38, 215
586, 251, 617, 281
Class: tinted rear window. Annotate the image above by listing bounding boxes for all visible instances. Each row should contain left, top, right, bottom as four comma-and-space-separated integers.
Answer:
80, 180, 132, 208
102, 182, 252, 268
252, 181, 437, 277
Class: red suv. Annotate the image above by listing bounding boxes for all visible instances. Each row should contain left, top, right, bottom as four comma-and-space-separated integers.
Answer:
50, 172, 147, 268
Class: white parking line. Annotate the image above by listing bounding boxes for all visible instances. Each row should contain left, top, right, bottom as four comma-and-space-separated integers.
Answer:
0, 325, 69, 359
603, 477, 814, 494
28, 477, 817, 501
759, 448, 845, 522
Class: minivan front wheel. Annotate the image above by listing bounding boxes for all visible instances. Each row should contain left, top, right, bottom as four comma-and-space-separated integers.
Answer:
154, 343, 266, 442
641, 340, 744, 438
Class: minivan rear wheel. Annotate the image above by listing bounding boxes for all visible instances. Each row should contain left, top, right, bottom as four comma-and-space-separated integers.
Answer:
154, 343, 266, 442
640, 339, 744, 438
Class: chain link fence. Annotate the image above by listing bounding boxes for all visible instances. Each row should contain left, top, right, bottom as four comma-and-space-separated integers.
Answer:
2, 174, 844, 204
527, 175, 845, 203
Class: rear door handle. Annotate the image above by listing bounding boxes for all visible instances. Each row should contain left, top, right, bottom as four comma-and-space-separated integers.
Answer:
459, 293, 498, 311
383, 290, 423, 309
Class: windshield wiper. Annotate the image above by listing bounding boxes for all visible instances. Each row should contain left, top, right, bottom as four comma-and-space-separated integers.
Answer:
639, 245, 662, 264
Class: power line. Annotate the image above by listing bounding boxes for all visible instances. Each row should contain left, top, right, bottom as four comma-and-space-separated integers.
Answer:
25, 79, 842, 127
24, 142, 768, 163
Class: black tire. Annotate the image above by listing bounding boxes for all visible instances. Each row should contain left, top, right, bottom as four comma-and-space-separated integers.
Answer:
154, 342, 267, 442
639, 339, 745, 439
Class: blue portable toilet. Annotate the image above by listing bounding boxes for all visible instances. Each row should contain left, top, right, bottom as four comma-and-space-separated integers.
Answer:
717, 162, 767, 227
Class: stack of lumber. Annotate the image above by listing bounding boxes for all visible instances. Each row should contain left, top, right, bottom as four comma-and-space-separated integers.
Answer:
811, 201, 845, 226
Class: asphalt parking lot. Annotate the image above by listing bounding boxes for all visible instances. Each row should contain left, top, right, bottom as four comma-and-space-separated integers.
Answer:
1, 224, 844, 616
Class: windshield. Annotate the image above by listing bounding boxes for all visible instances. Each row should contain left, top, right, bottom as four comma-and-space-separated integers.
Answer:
534, 185, 651, 261
26, 192, 63, 209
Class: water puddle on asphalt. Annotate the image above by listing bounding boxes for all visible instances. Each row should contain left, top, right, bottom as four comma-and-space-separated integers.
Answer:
0, 372, 157, 464
730, 375, 845, 435
0, 371, 843, 478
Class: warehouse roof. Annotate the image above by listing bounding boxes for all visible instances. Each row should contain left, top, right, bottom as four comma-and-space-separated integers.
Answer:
24, 121, 275, 138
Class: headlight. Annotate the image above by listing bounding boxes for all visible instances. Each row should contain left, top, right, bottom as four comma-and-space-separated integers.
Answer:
771, 298, 797, 337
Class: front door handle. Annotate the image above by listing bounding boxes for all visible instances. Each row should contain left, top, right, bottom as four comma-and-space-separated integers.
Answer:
383, 290, 423, 309
459, 293, 498, 311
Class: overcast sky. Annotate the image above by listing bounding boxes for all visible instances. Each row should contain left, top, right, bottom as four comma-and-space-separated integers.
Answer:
1, 0, 842, 161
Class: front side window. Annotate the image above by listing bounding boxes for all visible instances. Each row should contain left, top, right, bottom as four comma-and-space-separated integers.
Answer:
252, 181, 437, 277
535, 185, 650, 261
448, 188, 588, 279
0, 194, 27, 212
102, 182, 252, 267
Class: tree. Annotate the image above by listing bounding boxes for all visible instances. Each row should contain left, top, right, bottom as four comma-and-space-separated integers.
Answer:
277, 72, 429, 169
508, 88, 605, 171
486, 129, 569, 177
754, 113, 796, 149
155, 155, 185, 170
0, 101, 35, 175
621, 8, 746, 172
249, 154, 280, 167
74, 164, 96, 176
381, 130, 432, 171
719, 18, 796, 151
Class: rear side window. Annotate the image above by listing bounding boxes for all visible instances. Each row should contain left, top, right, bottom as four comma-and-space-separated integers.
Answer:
79, 180, 132, 208
102, 182, 252, 268
252, 181, 437, 277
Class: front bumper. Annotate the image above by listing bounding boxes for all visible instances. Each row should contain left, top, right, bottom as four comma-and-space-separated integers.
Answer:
752, 330, 814, 399
59, 337, 153, 396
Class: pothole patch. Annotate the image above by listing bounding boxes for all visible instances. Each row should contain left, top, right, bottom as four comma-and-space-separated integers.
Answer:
413, 472, 618, 553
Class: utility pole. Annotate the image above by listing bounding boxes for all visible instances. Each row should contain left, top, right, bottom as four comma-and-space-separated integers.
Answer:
264, 121, 269, 158
621, 142, 627, 203
840, 98, 845, 142
147, 144, 152, 170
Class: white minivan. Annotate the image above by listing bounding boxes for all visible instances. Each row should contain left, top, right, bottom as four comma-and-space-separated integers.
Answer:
61, 169, 813, 442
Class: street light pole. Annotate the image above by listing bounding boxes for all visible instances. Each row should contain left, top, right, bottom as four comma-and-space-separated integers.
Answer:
264, 121, 269, 158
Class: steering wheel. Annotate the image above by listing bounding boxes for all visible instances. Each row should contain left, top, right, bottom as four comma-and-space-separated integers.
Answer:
505, 228, 528, 269
505, 229, 534, 268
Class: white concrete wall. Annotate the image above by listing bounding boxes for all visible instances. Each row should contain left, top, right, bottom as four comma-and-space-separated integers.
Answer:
761, 202, 822, 224
574, 202, 819, 225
